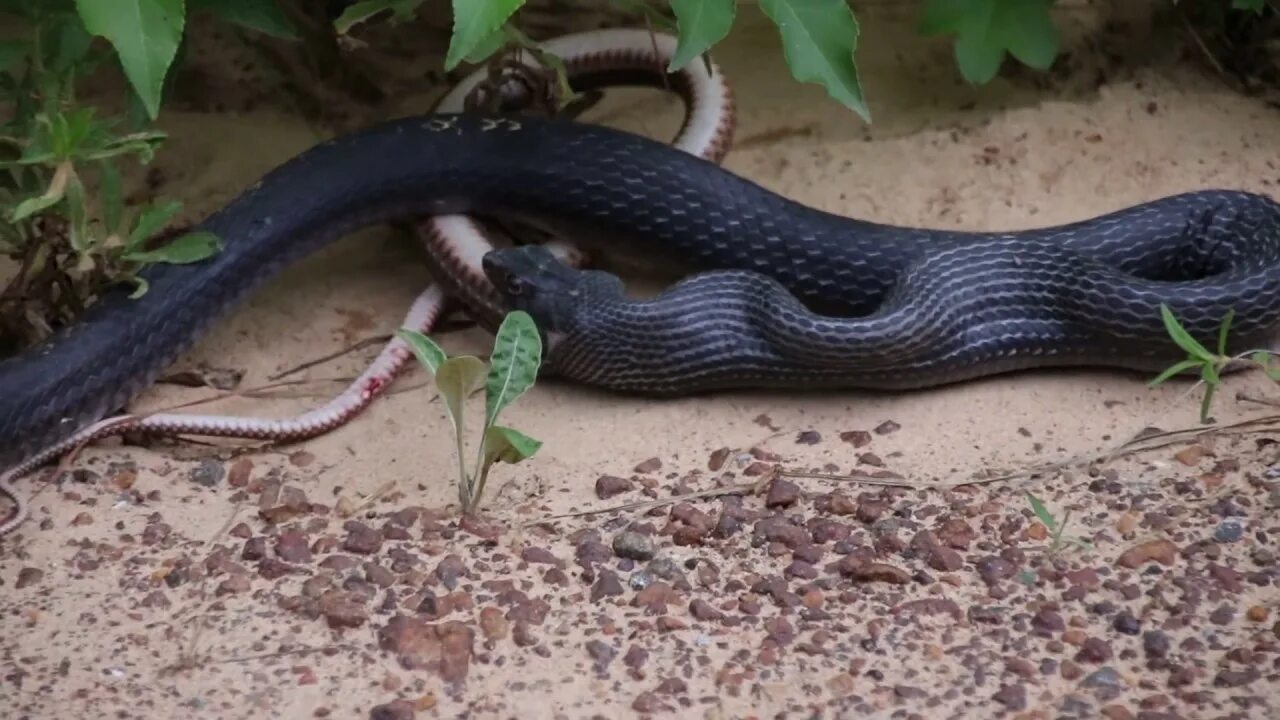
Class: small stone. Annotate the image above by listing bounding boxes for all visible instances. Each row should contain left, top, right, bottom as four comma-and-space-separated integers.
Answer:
343, 521, 383, 555
1246, 605, 1269, 622
479, 607, 508, 642
520, 547, 560, 566
70, 512, 93, 526
1075, 638, 1112, 664
275, 531, 313, 564
874, 420, 900, 435
634, 457, 662, 473
612, 531, 655, 561
1208, 604, 1234, 625
319, 590, 369, 629
689, 599, 724, 622
839, 430, 872, 447
708, 447, 731, 470
15, 568, 43, 589
242, 537, 267, 561
1116, 539, 1177, 568
795, 430, 821, 445
369, 699, 415, 720
1143, 630, 1170, 659
993, 683, 1026, 710
840, 561, 911, 585
216, 575, 251, 595
189, 460, 224, 487
227, 458, 253, 488
765, 478, 801, 508
1082, 666, 1124, 689
1112, 611, 1141, 635
1214, 521, 1244, 543
585, 639, 616, 674
595, 475, 633, 499
591, 571, 625, 602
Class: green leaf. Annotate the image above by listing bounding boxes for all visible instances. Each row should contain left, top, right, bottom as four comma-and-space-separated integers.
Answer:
446, 0, 526, 71
397, 328, 447, 375
1216, 309, 1235, 357
190, 0, 298, 39
1232, 0, 1265, 12
333, 0, 424, 34
1025, 492, 1057, 533
127, 199, 182, 250
758, 0, 869, 122
482, 424, 542, 466
1159, 304, 1216, 364
98, 161, 122, 235
74, 0, 185, 119
127, 274, 149, 299
919, 0, 1059, 85
1148, 358, 1203, 387
484, 310, 542, 429
464, 26, 507, 64
122, 230, 222, 264
10, 159, 70, 221
608, 0, 679, 32
668, 0, 736, 71
1199, 383, 1216, 423
435, 355, 488, 436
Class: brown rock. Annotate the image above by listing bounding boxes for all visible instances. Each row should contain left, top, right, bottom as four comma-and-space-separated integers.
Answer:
227, 458, 253, 488
343, 521, 383, 555
520, 546, 560, 567
15, 568, 43, 589
377, 615, 474, 683
840, 561, 911, 585
796, 430, 821, 445
765, 478, 801, 508
634, 457, 662, 473
369, 699, 416, 720
319, 590, 369, 628
1116, 539, 1178, 568
591, 570, 625, 602
690, 599, 725, 622
479, 607, 509, 642
874, 420, 900, 435
594, 475, 633, 499
839, 430, 872, 447
275, 531, 313, 564
708, 447, 732, 471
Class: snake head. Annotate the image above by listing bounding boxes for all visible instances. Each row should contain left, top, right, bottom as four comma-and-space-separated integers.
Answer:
482, 245, 621, 341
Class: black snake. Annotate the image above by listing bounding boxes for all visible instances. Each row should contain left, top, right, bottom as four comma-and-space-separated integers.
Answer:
2, 31, 1279, 536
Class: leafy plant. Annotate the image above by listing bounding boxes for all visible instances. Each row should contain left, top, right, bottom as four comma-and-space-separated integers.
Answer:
1025, 492, 1090, 554
397, 311, 544, 513
1149, 304, 1280, 423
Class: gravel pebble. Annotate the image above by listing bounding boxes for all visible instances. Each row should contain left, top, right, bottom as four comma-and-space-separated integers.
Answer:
612, 531, 655, 561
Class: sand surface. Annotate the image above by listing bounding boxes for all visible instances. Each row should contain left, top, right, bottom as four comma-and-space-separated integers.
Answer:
3, 4, 1280, 719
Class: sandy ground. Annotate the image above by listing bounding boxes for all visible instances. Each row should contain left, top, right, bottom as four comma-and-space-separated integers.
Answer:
3, 3, 1280, 719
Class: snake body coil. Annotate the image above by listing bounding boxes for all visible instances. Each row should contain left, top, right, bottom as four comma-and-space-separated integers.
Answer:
3, 113, 1280, 469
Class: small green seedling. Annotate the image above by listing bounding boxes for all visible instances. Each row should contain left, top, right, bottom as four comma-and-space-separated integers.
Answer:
1150, 304, 1280, 423
397, 310, 544, 514
1025, 491, 1090, 555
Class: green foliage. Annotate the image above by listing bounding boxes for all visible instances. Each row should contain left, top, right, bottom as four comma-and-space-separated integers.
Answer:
398, 311, 544, 513
759, 0, 868, 120
919, 0, 1060, 84
74, 0, 184, 119
1151, 304, 1280, 424
668, 0, 736, 71
1025, 492, 1091, 554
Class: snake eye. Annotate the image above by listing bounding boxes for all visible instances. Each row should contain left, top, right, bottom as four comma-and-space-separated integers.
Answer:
505, 275, 523, 296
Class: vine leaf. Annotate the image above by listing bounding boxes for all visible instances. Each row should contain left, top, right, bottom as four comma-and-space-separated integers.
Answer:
919, 0, 1059, 85
74, 0, 185, 119
446, 0, 527, 71
758, 0, 869, 122
668, 0, 736, 71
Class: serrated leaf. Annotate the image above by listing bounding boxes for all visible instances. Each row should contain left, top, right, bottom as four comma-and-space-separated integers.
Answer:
127, 199, 181, 250
482, 424, 541, 466
668, 0, 735, 71
398, 328, 447, 375
74, 0, 185, 120
484, 310, 542, 428
1148, 358, 1202, 387
191, 0, 298, 39
759, 0, 869, 122
1159, 304, 1216, 364
333, 0, 423, 34
1025, 492, 1057, 532
435, 355, 487, 437
446, 0, 526, 71
123, 230, 222, 264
